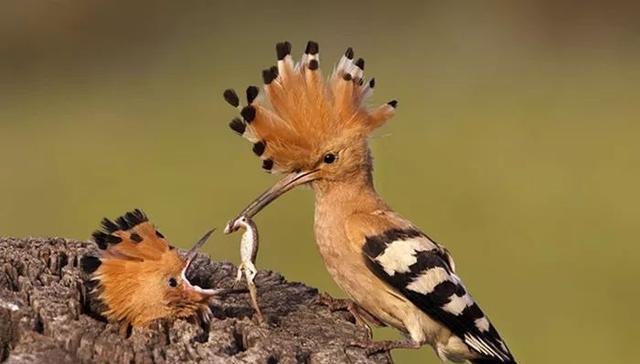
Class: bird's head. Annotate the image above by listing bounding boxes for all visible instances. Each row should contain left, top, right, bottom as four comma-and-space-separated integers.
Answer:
81, 209, 220, 328
224, 41, 396, 226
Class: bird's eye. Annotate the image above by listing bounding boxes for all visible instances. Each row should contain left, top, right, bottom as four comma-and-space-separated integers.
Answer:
168, 278, 178, 287
323, 153, 336, 164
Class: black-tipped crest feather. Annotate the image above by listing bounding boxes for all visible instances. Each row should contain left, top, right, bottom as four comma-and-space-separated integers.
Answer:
92, 231, 123, 249
223, 89, 240, 107
101, 218, 120, 233
114, 209, 148, 231
345, 47, 354, 59
305, 41, 319, 55
241, 106, 256, 122
93, 209, 147, 248
262, 68, 276, 84
253, 141, 266, 156
229, 117, 246, 134
81, 255, 102, 274
262, 159, 273, 171
246, 86, 259, 104
276, 41, 292, 60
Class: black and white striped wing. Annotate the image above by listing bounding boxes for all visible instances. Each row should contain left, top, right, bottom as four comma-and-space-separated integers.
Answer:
362, 228, 514, 363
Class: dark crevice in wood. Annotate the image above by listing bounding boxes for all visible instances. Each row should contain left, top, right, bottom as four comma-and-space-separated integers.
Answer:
33, 313, 44, 334
296, 350, 311, 364
231, 324, 247, 354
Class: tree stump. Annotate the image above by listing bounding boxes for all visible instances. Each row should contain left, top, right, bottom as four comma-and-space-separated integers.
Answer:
0, 237, 392, 364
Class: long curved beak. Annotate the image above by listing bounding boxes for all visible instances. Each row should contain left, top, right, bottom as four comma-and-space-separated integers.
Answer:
224, 170, 319, 233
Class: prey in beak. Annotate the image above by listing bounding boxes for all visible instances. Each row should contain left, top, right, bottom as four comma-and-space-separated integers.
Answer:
224, 170, 318, 233
222, 169, 319, 323
231, 216, 263, 322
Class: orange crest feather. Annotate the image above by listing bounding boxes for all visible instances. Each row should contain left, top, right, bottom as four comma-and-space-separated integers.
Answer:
224, 41, 397, 174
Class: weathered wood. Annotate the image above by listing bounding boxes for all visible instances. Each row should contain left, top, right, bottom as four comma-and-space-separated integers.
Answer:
0, 237, 392, 364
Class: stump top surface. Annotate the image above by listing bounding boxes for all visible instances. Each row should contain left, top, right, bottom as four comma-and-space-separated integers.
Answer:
0, 237, 392, 364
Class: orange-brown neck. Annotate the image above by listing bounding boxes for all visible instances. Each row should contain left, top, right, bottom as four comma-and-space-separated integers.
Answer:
310, 152, 390, 295
312, 156, 388, 232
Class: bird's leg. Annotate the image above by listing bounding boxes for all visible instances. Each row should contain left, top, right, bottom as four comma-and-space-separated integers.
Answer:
317, 293, 385, 338
317, 292, 353, 310
317, 292, 385, 325
350, 338, 421, 355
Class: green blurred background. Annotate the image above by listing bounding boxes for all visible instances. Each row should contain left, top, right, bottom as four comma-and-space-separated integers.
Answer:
1, 1, 639, 363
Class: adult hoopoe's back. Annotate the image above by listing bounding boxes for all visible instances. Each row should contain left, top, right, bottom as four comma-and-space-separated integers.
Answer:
223, 41, 517, 363
81, 209, 220, 331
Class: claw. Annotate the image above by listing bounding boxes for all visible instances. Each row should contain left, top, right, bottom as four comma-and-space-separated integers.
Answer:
317, 292, 386, 339
349, 338, 421, 355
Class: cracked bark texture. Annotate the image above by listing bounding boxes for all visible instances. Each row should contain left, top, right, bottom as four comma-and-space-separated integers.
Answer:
0, 237, 392, 364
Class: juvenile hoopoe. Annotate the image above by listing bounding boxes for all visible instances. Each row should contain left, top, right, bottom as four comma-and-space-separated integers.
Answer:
222, 41, 516, 363
81, 209, 221, 331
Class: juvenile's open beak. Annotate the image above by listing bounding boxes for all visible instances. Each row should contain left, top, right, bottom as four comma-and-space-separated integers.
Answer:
224, 170, 319, 233
182, 228, 221, 297
185, 228, 215, 267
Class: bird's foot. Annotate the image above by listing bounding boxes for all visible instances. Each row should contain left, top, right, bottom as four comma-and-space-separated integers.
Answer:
317, 293, 385, 325
317, 292, 352, 310
317, 293, 385, 339
349, 338, 421, 355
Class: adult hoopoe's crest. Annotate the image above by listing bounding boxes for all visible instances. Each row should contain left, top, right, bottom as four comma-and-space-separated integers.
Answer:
81, 209, 220, 330
223, 42, 517, 363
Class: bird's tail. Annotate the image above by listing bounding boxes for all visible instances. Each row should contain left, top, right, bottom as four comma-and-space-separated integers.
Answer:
471, 358, 517, 364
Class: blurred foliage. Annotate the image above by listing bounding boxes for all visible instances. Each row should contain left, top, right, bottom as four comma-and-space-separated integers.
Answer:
1, 1, 639, 363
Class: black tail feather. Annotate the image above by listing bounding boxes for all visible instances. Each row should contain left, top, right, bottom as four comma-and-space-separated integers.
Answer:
472, 359, 517, 364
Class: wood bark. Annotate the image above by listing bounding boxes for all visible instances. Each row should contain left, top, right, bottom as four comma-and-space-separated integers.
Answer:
0, 237, 392, 364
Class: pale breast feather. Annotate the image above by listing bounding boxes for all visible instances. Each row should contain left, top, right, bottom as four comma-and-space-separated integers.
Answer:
362, 228, 515, 363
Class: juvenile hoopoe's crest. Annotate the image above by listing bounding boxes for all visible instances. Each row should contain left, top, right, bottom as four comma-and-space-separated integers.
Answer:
81, 209, 220, 329
224, 40, 396, 177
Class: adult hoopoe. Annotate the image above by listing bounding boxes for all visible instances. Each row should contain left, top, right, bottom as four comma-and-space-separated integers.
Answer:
222, 41, 517, 363
81, 209, 221, 331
